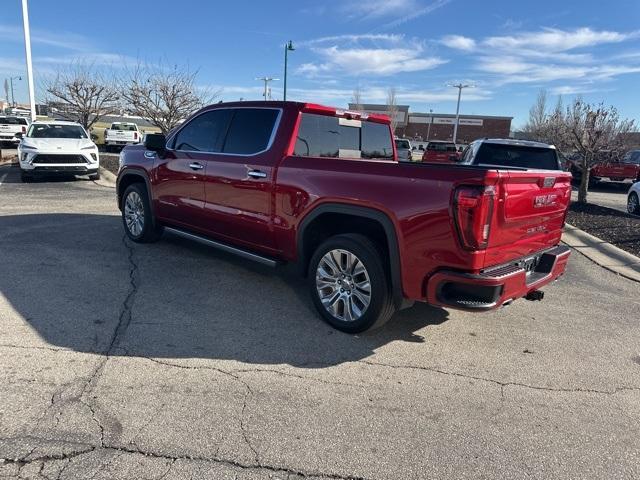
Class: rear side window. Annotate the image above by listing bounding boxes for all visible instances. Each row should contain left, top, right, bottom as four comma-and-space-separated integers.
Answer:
222, 108, 280, 155
173, 109, 232, 152
474, 143, 560, 170
294, 113, 393, 160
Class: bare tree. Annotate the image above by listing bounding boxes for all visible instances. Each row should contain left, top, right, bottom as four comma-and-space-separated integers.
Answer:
45, 63, 119, 129
121, 62, 218, 135
523, 90, 548, 139
351, 87, 363, 111
561, 99, 635, 203
386, 87, 398, 133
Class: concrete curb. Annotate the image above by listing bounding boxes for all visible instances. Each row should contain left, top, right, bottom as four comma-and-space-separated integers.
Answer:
96, 167, 117, 188
562, 223, 640, 283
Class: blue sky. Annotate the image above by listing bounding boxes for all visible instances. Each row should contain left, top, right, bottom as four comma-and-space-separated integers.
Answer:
1, 0, 639, 127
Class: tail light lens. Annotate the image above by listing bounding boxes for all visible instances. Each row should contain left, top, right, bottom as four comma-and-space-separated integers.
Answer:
453, 185, 495, 250
134, 132, 138, 140
22, 126, 26, 133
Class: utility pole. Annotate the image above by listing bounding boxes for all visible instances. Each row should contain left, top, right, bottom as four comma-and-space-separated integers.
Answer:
21, 0, 37, 121
283, 40, 295, 101
448, 83, 474, 144
426, 108, 433, 141
255, 77, 278, 101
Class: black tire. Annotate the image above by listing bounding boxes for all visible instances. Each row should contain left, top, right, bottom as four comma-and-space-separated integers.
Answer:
89, 171, 100, 181
20, 170, 33, 183
121, 183, 163, 243
628, 192, 640, 215
308, 233, 395, 333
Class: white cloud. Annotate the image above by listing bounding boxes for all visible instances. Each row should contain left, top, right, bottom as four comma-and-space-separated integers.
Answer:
484, 27, 638, 52
299, 34, 404, 47
338, 0, 452, 28
441, 35, 476, 51
0, 24, 89, 52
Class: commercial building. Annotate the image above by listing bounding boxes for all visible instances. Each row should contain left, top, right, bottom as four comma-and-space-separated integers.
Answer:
348, 103, 512, 145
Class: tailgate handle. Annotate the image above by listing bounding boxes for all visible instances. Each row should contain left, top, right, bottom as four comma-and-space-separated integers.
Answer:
540, 177, 556, 188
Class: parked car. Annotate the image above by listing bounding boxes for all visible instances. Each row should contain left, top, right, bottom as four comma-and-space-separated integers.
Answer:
568, 150, 640, 187
116, 101, 571, 333
421, 141, 459, 163
627, 181, 640, 215
0, 116, 29, 146
104, 122, 142, 152
459, 139, 562, 170
394, 138, 412, 162
17, 121, 100, 182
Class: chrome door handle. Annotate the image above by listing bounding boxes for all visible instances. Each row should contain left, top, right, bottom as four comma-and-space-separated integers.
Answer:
189, 162, 204, 171
247, 170, 267, 179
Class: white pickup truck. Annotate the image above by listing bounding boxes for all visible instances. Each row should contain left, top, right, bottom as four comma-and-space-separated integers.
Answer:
103, 122, 142, 151
0, 116, 29, 146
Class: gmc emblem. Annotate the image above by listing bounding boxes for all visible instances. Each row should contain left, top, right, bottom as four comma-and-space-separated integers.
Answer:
534, 194, 558, 208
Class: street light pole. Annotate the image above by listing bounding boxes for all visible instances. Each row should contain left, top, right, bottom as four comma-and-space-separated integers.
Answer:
448, 83, 474, 144
283, 40, 295, 101
10, 76, 22, 107
21, 0, 37, 121
256, 77, 278, 101
426, 108, 433, 141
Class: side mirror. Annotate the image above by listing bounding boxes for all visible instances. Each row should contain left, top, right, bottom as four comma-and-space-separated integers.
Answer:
15, 132, 23, 139
144, 133, 166, 153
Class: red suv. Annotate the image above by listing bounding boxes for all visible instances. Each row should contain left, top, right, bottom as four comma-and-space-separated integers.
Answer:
117, 101, 571, 333
421, 141, 459, 163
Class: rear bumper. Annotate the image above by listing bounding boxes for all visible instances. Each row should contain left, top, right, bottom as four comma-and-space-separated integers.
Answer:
426, 245, 571, 311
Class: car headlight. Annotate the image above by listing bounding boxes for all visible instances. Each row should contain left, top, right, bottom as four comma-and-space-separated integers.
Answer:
81, 145, 97, 150
20, 144, 37, 150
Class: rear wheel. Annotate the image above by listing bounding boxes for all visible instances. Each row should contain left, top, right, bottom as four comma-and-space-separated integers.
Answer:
121, 183, 163, 243
308, 234, 395, 333
628, 192, 640, 214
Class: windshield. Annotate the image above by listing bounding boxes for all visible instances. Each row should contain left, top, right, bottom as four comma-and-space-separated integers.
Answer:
28, 124, 88, 139
395, 139, 410, 149
0, 117, 28, 125
427, 142, 456, 152
474, 143, 560, 170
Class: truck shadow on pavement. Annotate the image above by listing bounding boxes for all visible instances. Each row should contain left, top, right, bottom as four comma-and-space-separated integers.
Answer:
0, 213, 448, 368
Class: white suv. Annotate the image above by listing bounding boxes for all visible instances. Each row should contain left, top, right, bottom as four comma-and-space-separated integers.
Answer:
18, 121, 100, 182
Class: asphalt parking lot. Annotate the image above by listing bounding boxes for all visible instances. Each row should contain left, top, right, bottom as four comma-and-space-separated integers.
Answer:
0, 162, 639, 479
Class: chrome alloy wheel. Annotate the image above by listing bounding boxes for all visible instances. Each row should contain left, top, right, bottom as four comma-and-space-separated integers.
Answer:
316, 249, 371, 322
628, 193, 639, 214
124, 191, 145, 237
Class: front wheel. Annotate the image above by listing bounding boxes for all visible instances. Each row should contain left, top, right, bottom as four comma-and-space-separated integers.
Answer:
121, 184, 163, 243
628, 192, 640, 214
308, 234, 395, 333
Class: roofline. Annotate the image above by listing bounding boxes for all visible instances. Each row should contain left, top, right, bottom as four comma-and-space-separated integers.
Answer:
409, 113, 513, 120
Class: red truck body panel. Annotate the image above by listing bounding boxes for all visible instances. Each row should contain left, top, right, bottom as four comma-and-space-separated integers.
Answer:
118, 101, 571, 309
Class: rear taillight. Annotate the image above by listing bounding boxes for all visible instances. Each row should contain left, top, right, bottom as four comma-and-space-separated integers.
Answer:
22, 126, 26, 133
453, 185, 495, 250
134, 132, 138, 140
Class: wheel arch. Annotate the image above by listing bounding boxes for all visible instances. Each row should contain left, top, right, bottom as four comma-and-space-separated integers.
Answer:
116, 169, 157, 227
296, 203, 405, 309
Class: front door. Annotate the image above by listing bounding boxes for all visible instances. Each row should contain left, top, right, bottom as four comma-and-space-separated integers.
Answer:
154, 109, 233, 231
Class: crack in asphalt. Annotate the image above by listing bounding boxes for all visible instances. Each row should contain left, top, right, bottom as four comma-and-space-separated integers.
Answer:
357, 360, 640, 396
0, 438, 373, 480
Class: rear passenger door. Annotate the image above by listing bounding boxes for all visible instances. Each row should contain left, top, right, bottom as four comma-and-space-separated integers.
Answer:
201, 107, 282, 253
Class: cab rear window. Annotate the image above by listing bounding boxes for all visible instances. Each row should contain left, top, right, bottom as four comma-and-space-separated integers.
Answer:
474, 143, 560, 170
294, 113, 393, 160
0, 117, 28, 125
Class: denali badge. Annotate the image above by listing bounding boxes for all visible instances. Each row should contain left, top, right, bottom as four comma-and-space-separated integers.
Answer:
534, 194, 558, 208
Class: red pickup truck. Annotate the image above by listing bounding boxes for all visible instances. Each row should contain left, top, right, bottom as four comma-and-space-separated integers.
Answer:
568, 150, 640, 186
117, 101, 571, 333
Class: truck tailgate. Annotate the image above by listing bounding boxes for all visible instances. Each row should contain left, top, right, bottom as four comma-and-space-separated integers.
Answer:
483, 170, 572, 267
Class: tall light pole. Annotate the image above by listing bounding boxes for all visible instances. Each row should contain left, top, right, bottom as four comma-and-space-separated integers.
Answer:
448, 83, 474, 144
256, 77, 278, 101
9, 76, 22, 107
283, 40, 295, 101
21, 0, 37, 121
426, 108, 433, 141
